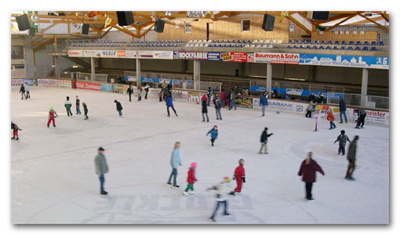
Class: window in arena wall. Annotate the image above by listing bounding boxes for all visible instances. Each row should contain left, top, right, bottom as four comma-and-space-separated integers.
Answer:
184, 21, 192, 33
241, 19, 251, 32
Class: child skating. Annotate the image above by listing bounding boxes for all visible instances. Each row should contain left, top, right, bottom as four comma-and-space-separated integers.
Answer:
183, 162, 197, 196
259, 127, 273, 154
334, 130, 351, 155
206, 125, 218, 146
231, 159, 245, 196
207, 177, 232, 222
313, 109, 325, 132
11, 122, 22, 140
327, 109, 336, 130
47, 106, 58, 128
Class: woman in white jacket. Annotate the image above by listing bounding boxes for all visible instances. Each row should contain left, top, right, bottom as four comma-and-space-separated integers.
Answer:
313, 109, 325, 132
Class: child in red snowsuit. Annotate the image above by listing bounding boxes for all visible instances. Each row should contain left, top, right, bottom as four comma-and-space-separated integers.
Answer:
11, 122, 22, 140
47, 106, 58, 128
183, 162, 197, 196
232, 159, 246, 195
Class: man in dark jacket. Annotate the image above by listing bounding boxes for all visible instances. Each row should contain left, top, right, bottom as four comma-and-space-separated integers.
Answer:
298, 152, 325, 200
83, 102, 89, 120
201, 95, 209, 122
207, 87, 213, 106
127, 84, 134, 102
317, 93, 325, 104
114, 100, 123, 117
308, 92, 316, 103
339, 97, 347, 123
259, 127, 273, 154
345, 135, 359, 180
214, 97, 222, 120
356, 109, 367, 129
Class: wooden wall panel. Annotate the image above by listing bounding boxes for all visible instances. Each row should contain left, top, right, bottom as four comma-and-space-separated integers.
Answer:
311, 31, 378, 42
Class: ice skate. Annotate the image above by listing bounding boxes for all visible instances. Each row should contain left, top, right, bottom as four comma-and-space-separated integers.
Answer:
11, 137, 15, 139
209, 217, 216, 222
101, 191, 108, 195
183, 191, 189, 196
173, 185, 180, 188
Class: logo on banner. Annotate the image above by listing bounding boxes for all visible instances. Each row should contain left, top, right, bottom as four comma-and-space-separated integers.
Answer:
255, 53, 299, 64
179, 51, 208, 60
117, 50, 126, 57
102, 50, 117, 57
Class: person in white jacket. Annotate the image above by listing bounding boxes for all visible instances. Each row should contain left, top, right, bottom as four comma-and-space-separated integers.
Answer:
207, 177, 232, 222
313, 109, 325, 132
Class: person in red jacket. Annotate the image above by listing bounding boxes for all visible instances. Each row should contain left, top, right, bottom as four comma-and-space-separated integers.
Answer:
11, 122, 22, 140
47, 106, 58, 128
230, 159, 246, 196
298, 152, 325, 200
183, 162, 197, 196
327, 109, 337, 130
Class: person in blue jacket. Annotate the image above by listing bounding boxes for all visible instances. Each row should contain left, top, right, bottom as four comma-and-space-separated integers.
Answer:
260, 91, 269, 117
207, 125, 218, 146
166, 95, 178, 117
167, 142, 182, 187
339, 97, 347, 123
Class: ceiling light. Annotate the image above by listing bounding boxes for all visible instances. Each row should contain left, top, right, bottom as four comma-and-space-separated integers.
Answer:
31, 15, 39, 22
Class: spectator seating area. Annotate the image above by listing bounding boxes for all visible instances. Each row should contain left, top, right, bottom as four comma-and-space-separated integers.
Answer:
286, 40, 384, 51
69, 39, 185, 48
184, 39, 282, 48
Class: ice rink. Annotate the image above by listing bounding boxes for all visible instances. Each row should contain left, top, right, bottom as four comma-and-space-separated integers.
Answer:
10, 86, 389, 224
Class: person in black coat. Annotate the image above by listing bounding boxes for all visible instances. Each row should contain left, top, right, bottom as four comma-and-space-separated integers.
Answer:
298, 152, 325, 200
308, 92, 316, 103
127, 84, 134, 102
339, 97, 347, 123
201, 95, 209, 122
83, 102, 89, 120
258, 127, 273, 154
114, 100, 123, 117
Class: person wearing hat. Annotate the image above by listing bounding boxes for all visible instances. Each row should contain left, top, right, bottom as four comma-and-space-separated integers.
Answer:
114, 100, 123, 117
206, 125, 218, 146
207, 176, 232, 222
95, 147, 109, 195
232, 159, 246, 195
183, 162, 197, 196
47, 106, 58, 128
334, 130, 351, 155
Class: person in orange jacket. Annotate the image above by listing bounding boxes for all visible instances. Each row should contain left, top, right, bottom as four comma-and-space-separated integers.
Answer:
327, 109, 336, 130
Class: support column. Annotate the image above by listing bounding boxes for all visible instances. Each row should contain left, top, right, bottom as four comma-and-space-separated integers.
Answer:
136, 57, 141, 87
90, 57, 95, 81
266, 63, 272, 95
361, 68, 368, 107
193, 60, 201, 90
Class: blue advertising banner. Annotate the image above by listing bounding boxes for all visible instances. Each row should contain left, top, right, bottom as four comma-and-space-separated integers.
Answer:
207, 52, 223, 61
299, 54, 389, 69
101, 83, 113, 92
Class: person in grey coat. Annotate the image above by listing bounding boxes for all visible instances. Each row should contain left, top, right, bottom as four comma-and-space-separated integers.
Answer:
305, 101, 316, 118
95, 147, 109, 195
345, 135, 359, 180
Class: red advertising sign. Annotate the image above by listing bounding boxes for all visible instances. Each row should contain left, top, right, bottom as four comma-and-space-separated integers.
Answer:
76, 81, 102, 91
220, 52, 248, 62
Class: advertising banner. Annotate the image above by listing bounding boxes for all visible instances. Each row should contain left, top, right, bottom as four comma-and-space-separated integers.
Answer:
101, 50, 118, 58
37, 79, 58, 87
68, 50, 83, 57
254, 53, 300, 64
351, 108, 389, 126
11, 79, 23, 86
125, 75, 137, 82
247, 52, 255, 63
222, 52, 247, 62
235, 96, 253, 108
57, 80, 71, 88
299, 54, 389, 69
175, 51, 208, 60
76, 81, 101, 91
152, 51, 174, 60
83, 50, 100, 57
101, 83, 113, 92
253, 99, 308, 114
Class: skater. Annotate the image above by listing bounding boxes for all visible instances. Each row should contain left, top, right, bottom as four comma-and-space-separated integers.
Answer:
214, 96, 222, 120
259, 127, 273, 154
229, 88, 237, 110
260, 91, 268, 117
47, 106, 58, 128
24, 83, 30, 99
114, 100, 123, 117
158, 87, 163, 102
64, 96, 73, 116
207, 87, 213, 106
313, 110, 325, 132
339, 97, 347, 123
334, 130, 351, 155
305, 101, 316, 118
95, 147, 109, 195
327, 109, 336, 130
183, 162, 197, 196
345, 135, 359, 180
201, 95, 209, 122
137, 86, 142, 101
166, 95, 178, 117
232, 159, 245, 195
167, 142, 181, 187
355, 108, 367, 129
207, 177, 232, 222
206, 125, 218, 146
76, 96, 81, 115
19, 83, 25, 100
83, 102, 89, 120
298, 152, 325, 200
11, 122, 22, 140
127, 84, 134, 102
144, 83, 150, 100
219, 89, 227, 108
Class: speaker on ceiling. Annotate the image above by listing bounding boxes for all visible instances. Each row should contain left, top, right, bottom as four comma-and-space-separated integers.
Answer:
154, 19, 165, 33
117, 11, 134, 26
262, 14, 275, 31
16, 14, 31, 31
312, 11, 329, 21
82, 24, 90, 35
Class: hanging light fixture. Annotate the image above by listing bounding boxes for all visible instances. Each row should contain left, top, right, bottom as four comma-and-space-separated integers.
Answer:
31, 14, 39, 22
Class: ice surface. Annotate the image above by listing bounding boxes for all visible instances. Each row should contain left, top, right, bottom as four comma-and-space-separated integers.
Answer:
11, 86, 389, 224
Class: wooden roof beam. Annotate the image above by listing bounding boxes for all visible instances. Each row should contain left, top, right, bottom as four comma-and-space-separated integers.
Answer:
358, 13, 389, 31
286, 14, 312, 35
325, 15, 355, 31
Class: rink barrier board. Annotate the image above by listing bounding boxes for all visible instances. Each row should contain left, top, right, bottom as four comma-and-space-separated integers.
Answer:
12, 78, 389, 127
